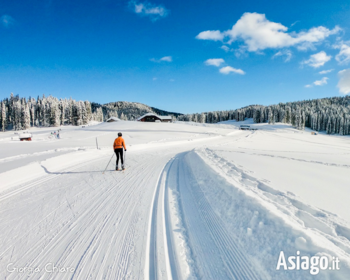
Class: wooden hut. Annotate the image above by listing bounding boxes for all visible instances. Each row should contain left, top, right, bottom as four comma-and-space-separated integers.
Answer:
19, 133, 32, 141
106, 117, 120, 122
239, 125, 250, 130
137, 113, 172, 123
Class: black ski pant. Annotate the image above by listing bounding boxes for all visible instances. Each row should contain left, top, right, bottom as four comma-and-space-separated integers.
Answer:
114, 148, 124, 166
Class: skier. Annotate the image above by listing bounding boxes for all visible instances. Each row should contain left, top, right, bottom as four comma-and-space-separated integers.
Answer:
113, 132, 127, 170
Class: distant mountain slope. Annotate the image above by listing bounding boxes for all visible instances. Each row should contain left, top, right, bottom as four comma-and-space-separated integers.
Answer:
92, 101, 182, 121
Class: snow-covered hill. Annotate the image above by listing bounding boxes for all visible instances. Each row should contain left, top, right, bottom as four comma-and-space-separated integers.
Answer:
102, 101, 181, 117
0, 120, 349, 279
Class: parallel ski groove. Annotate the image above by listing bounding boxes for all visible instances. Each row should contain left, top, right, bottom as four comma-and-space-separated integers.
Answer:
177, 156, 229, 279
176, 152, 262, 280
1, 152, 164, 280
147, 158, 183, 280
146, 163, 167, 280
164, 159, 180, 280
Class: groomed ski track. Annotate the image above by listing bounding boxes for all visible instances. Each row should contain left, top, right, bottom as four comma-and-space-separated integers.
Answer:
0, 131, 283, 279
146, 153, 261, 280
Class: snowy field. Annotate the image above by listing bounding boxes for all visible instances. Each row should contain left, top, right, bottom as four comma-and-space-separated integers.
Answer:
0, 119, 350, 280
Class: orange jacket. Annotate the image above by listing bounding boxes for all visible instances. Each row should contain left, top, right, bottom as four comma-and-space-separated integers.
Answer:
113, 137, 126, 150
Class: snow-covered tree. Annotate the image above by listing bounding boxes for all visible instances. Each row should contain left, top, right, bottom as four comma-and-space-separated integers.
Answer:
73, 102, 82, 126
21, 102, 31, 129
49, 98, 61, 127
1, 101, 6, 131
199, 113, 205, 123
13, 100, 22, 130
85, 101, 92, 122
80, 101, 88, 124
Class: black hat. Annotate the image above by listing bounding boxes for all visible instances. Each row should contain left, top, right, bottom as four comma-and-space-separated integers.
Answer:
118, 132, 122, 136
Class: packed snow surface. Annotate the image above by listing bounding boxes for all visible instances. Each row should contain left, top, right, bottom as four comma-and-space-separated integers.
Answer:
0, 119, 349, 280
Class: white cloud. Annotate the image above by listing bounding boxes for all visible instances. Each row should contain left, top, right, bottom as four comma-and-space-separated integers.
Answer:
296, 42, 317, 51
272, 50, 292, 62
219, 66, 245, 75
129, 1, 169, 21
160, 56, 172, 62
220, 45, 231, 52
305, 77, 329, 88
291, 21, 300, 27
335, 43, 350, 64
313, 77, 328, 86
1, 15, 15, 27
196, 12, 340, 52
196, 30, 224, 41
302, 51, 331, 68
150, 56, 172, 63
205, 58, 225, 67
337, 69, 350, 94
319, 69, 333, 74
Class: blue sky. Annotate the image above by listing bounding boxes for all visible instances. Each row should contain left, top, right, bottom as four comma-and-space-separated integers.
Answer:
1, 0, 350, 113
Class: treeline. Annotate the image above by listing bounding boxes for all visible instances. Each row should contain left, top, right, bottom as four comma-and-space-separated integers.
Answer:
177, 96, 350, 135
2, 93, 349, 135
0, 93, 100, 131
0, 93, 178, 131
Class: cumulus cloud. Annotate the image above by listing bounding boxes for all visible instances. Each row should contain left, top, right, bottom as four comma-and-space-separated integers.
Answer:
319, 69, 333, 74
1, 15, 15, 27
337, 69, 350, 94
296, 42, 317, 51
150, 56, 172, 62
159, 56, 172, 62
305, 77, 329, 88
129, 1, 169, 21
302, 51, 331, 68
205, 58, 225, 67
196, 30, 224, 41
196, 12, 340, 52
204, 59, 244, 75
335, 43, 350, 64
219, 66, 245, 75
314, 77, 328, 86
272, 50, 292, 62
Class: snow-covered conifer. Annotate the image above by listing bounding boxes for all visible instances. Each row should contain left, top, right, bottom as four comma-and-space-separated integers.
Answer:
1, 101, 6, 131
21, 102, 31, 129
85, 101, 92, 122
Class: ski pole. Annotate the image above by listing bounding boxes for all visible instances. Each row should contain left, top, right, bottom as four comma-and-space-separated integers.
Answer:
103, 152, 115, 174
123, 150, 126, 168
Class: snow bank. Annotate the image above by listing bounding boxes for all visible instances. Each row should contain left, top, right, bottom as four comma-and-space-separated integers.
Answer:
0, 149, 105, 193
186, 149, 350, 279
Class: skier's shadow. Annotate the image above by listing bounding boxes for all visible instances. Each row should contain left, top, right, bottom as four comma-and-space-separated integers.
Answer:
40, 164, 105, 175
